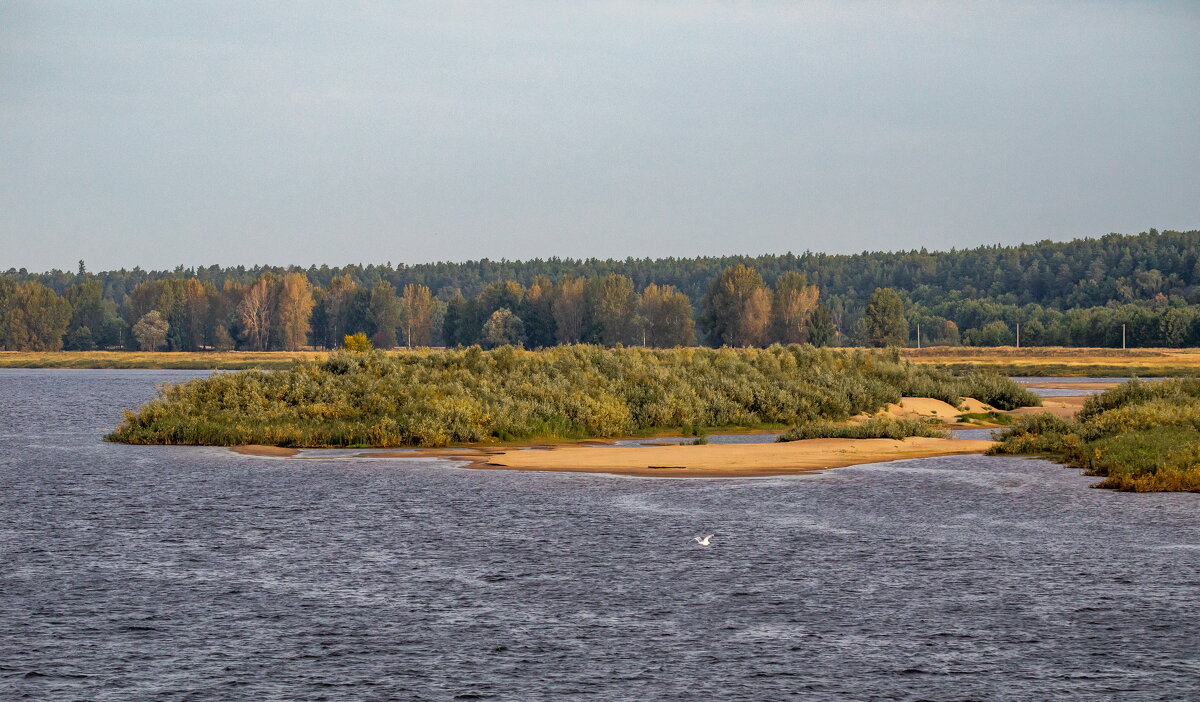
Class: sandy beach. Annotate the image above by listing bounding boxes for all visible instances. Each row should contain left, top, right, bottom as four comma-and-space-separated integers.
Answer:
231, 436, 997, 478
472, 437, 997, 477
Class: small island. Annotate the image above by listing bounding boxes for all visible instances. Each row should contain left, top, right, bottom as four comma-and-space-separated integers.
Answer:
109, 344, 1041, 476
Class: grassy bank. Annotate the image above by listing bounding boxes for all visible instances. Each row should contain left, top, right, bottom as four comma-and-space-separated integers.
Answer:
107, 345, 1038, 448
0, 350, 321, 370
989, 378, 1200, 491
903, 346, 1200, 377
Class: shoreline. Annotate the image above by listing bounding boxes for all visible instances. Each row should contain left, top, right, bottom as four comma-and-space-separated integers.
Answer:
219, 388, 1094, 478
230, 436, 998, 478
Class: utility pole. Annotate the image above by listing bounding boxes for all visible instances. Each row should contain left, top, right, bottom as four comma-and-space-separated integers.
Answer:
1016, 322, 1020, 349
1122, 323, 1126, 350
917, 323, 921, 349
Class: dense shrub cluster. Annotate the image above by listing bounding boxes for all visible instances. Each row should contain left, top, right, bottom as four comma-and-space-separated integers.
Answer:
990, 378, 1200, 491
107, 345, 1035, 448
778, 416, 946, 442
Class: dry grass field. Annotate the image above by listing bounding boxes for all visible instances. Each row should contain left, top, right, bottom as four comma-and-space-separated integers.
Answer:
903, 346, 1200, 376
4, 346, 1200, 375
0, 350, 324, 370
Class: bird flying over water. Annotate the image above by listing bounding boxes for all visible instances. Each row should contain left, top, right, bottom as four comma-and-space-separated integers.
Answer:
694, 534, 713, 547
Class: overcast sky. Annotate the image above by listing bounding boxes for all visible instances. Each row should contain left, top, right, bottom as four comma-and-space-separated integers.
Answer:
2, 1, 1198, 272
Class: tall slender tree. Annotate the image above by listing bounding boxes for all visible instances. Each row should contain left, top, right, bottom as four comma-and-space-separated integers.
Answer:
276, 273, 315, 351
237, 277, 275, 351
368, 281, 402, 348
399, 283, 436, 347
552, 276, 585, 344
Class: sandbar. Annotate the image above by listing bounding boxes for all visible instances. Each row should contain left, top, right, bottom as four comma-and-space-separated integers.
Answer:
474, 437, 997, 478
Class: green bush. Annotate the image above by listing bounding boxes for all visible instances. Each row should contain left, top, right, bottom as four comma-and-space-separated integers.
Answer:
778, 415, 946, 442
989, 379, 1200, 492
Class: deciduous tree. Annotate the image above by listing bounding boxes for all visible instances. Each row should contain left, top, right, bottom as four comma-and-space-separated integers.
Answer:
399, 283, 436, 347
237, 277, 274, 351
861, 288, 907, 347
700, 265, 771, 347
640, 283, 695, 347
482, 308, 524, 348
277, 273, 315, 351
132, 310, 170, 351
770, 272, 819, 344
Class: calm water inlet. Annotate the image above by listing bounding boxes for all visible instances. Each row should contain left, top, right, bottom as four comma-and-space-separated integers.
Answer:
2, 369, 1198, 701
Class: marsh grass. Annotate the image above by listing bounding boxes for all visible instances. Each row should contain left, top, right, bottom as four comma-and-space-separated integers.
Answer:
989, 378, 1200, 491
107, 344, 1034, 448
778, 416, 947, 442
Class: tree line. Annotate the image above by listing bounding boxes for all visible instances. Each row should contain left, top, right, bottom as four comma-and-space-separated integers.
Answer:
0, 265, 830, 351
3, 229, 1200, 350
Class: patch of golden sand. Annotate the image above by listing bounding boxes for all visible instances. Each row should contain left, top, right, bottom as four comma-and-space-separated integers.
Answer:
1010, 396, 1087, 419
957, 397, 999, 413
477, 437, 997, 478
880, 397, 962, 419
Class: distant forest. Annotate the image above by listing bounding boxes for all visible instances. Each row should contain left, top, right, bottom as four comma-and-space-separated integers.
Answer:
2, 229, 1199, 351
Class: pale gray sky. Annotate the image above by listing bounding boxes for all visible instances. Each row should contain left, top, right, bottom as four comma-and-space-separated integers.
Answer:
2, 1, 1198, 272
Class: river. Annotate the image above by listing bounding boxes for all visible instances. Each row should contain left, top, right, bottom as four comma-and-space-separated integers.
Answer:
2, 369, 1197, 700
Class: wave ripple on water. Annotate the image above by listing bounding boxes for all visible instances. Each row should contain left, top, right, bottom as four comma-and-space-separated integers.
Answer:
1, 369, 1198, 701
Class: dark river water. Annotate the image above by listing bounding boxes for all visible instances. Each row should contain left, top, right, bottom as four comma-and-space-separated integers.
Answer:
2, 370, 1198, 701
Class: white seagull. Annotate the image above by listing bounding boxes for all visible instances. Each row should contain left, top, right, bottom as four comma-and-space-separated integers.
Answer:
694, 534, 714, 547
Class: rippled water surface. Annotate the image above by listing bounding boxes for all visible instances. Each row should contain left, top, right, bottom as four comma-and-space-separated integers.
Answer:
2, 369, 1199, 701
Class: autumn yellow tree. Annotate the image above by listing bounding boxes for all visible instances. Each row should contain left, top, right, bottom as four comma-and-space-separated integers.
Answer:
237, 276, 275, 351
700, 264, 771, 346
770, 271, 820, 344
399, 283, 436, 347
276, 272, 315, 351
640, 283, 695, 347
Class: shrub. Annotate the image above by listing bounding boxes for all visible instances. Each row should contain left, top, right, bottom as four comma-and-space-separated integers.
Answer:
778, 415, 946, 442
343, 333, 373, 352
989, 379, 1200, 492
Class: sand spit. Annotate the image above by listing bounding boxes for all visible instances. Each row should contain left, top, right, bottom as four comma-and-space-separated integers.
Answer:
230, 436, 996, 478
473, 437, 996, 478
